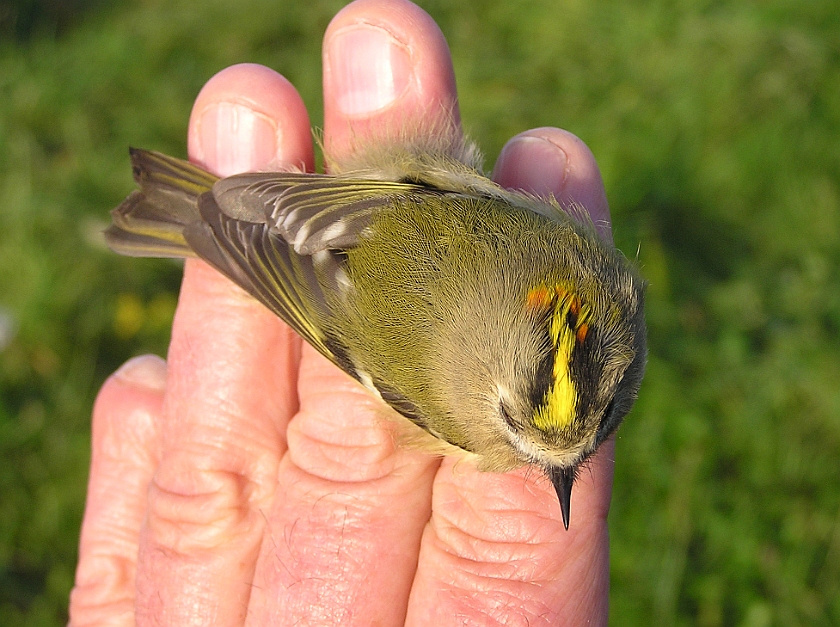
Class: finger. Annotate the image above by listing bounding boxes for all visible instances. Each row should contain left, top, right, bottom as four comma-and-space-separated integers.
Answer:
406, 441, 613, 627
406, 129, 613, 625
323, 0, 460, 164
246, 348, 440, 626
69, 356, 165, 627
189, 63, 314, 175
493, 127, 613, 242
244, 2, 455, 625
134, 64, 312, 626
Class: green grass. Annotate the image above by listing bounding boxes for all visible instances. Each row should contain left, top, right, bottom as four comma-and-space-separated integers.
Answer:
1, 0, 839, 624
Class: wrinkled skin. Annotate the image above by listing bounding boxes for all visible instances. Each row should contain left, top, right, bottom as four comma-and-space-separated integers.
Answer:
69, 1, 615, 625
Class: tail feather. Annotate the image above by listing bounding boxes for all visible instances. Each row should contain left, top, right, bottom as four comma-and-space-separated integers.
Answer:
104, 149, 219, 258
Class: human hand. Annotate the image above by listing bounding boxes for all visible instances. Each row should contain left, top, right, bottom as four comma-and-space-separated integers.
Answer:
70, 1, 614, 625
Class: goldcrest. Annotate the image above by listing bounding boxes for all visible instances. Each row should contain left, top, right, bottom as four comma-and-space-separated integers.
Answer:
106, 133, 646, 529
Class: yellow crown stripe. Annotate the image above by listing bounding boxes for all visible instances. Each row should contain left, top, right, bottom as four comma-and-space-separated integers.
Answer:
534, 320, 577, 431
527, 283, 593, 432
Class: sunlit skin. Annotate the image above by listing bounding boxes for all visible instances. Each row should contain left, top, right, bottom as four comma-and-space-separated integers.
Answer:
69, 1, 617, 625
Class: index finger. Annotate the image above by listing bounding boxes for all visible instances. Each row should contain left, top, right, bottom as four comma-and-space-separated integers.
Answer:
133, 64, 312, 626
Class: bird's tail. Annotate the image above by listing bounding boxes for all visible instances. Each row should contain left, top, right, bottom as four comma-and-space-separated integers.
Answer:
104, 148, 219, 258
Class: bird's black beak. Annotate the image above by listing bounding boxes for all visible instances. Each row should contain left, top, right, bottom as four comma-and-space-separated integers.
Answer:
548, 465, 576, 530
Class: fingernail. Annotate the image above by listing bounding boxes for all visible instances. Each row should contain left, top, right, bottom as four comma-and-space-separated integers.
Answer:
493, 135, 569, 198
326, 25, 413, 116
197, 102, 279, 175
114, 355, 167, 392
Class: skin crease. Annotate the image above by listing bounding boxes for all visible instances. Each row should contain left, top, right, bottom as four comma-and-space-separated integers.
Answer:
69, 1, 615, 625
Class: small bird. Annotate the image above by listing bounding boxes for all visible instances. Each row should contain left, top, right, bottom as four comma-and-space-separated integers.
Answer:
106, 137, 646, 529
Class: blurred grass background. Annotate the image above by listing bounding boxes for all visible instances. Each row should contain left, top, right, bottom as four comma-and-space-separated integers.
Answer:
1, 0, 839, 624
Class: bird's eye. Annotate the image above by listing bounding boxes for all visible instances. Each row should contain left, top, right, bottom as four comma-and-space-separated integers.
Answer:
604, 397, 617, 421
595, 397, 619, 441
499, 403, 517, 430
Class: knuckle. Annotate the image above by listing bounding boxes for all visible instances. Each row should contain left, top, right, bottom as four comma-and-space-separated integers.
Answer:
144, 444, 267, 555
69, 554, 135, 625
287, 385, 401, 483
